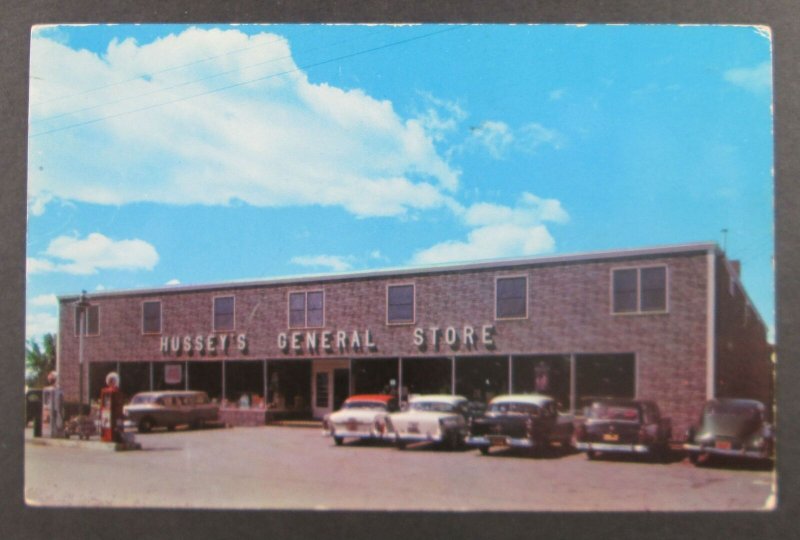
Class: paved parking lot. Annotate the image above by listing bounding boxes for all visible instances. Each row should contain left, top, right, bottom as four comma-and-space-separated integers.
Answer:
25, 426, 775, 511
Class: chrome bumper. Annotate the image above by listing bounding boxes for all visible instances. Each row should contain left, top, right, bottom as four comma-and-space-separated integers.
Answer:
684, 443, 768, 459
322, 428, 388, 440
575, 442, 650, 454
466, 435, 536, 449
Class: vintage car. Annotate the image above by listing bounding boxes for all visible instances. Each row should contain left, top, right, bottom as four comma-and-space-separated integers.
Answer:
387, 394, 470, 450
573, 398, 671, 461
123, 390, 219, 433
465, 394, 574, 456
322, 394, 399, 446
684, 398, 773, 465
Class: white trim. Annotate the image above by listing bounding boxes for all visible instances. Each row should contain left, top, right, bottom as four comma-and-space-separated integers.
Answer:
706, 252, 716, 400
609, 264, 669, 316
141, 299, 162, 335
287, 289, 326, 329
212, 295, 236, 332
494, 274, 529, 321
386, 282, 416, 325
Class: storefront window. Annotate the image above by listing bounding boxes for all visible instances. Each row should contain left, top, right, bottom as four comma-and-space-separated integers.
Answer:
142, 300, 161, 334
289, 290, 324, 328
612, 266, 667, 314
387, 284, 414, 324
213, 296, 235, 331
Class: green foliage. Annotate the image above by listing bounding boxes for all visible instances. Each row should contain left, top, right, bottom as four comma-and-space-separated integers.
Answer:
26, 333, 56, 388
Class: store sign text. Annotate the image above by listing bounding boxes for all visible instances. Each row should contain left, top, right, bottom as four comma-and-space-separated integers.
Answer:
414, 324, 496, 351
278, 329, 376, 354
160, 333, 248, 355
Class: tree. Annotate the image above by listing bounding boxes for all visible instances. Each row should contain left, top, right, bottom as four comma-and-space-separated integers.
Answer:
26, 333, 56, 388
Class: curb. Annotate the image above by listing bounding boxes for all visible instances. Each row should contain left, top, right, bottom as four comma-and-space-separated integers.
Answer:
27, 437, 142, 452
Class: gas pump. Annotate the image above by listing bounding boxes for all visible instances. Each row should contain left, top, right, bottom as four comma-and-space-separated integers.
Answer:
41, 371, 65, 438
100, 371, 124, 443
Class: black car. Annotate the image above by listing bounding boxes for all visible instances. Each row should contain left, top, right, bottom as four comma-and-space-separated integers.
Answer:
684, 398, 773, 465
574, 398, 672, 461
465, 394, 574, 456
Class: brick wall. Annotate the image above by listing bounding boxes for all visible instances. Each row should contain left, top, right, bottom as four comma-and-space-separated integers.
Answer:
58, 250, 714, 437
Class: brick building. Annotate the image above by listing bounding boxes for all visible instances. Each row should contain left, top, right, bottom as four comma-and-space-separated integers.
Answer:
56, 242, 772, 439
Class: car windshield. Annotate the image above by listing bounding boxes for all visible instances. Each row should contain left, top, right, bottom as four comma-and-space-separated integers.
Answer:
588, 403, 640, 421
343, 401, 387, 411
409, 401, 458, 413
705, 402, 759, 419
488, 402, 539, 415
130, 395, 158, 405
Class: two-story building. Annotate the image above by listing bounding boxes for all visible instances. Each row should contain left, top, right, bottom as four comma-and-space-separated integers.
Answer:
55, 242, 772, 438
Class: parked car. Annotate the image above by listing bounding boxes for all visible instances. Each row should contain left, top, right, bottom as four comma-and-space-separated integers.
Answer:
684, 398, 773, 465
573, 398, 671, 461
322, 394, 399, 446
466, 394, 574, 456
123, 390, 219, 433
387, 394, 469, 450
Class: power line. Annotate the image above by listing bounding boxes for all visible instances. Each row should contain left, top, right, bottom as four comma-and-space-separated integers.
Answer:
31, 27, 384, 124
29, 26, 462, 139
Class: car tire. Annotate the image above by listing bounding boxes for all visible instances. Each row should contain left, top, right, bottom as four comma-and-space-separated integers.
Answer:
396, 440, 407, 450
690, 451, 710, 466
479, 446, 490, 455
586, 450, 597, 460
138, 417, 154, 433
167, 424, 176, 432
447, 430, 460, 451
333, 436, 343, 446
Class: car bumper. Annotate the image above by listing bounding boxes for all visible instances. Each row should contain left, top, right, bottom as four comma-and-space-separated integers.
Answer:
684, 443, 769, 459
321, 429, 389, 440
465, 435, 538, 449
575, 442, 650, 454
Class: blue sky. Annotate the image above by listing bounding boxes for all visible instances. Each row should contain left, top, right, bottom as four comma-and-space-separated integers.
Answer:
26, 24, 774, 340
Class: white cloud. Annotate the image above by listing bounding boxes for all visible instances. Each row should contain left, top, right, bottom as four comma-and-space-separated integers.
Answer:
27, 232, 159, 275
470, 121, 514, 158
26, 312, 58, 339
166, 278, 181, 285
463, 120, 564, 159
549, 88, 565, 101
30, 294, 58, 307
29, 27, 460, 218
290, 254, 353, 272
411, 192, 568, 265
724, 61, 772, 93
517, 123, 565, 151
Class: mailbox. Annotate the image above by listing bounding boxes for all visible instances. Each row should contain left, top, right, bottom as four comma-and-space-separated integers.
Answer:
100, 372, 124, 443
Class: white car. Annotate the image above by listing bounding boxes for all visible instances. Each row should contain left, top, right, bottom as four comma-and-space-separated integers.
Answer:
322, 394, 399, 446
387, 394, 470, 450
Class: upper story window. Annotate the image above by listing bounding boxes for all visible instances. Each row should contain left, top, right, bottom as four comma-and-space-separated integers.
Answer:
387, 284, 415, 324
74, 304, 100, 336
142, 300, 162, 334
213, 296, 235, 331
612, 266, 667, 314
289, 290, 324, 328
496, 276, 527, 319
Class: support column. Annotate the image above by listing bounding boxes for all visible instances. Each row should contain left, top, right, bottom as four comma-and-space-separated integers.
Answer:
348, 359, 353, 395
398, 358, 403, 402
451, 357, 456, 395
263, 360, 268, 406
149, 362, 154, 391
570, 353, 577, 414
222, 360, 226, 403
185, 360, 189, 390
508, 355, 513, 394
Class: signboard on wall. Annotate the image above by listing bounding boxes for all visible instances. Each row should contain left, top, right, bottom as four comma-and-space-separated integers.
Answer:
164, 364, 183, 385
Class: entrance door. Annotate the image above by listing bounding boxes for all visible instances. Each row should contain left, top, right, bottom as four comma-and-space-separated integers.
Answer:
312, 360, 350, 418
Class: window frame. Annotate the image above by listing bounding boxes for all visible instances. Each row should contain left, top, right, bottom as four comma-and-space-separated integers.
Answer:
386, 282, 416, 325
494, 274, 529, 321
287, 289, 325, 329
212, 295, 236, 332
610, 264, 669, 315
74, 304, 100, 337
141, 299, 162, 335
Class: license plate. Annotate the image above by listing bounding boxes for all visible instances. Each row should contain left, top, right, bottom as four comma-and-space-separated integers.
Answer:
603, 433, 619, 442
408, 422, 419, 434
346, 419, 358, 431
715, 440, 732, 450
489, 436, 507, 447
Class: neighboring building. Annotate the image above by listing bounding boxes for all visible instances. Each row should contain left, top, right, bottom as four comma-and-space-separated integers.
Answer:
56, 242, 772, 439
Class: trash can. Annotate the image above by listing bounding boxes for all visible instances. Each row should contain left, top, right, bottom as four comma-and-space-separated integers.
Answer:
26, 389, 43, 437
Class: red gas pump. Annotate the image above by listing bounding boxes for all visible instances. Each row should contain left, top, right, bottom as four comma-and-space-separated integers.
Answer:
100, 372, 124, 443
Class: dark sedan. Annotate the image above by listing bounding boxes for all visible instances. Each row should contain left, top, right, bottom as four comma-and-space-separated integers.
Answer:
574, 398, 672, 461
465, 394, 574, 456
684, 398, 773, 465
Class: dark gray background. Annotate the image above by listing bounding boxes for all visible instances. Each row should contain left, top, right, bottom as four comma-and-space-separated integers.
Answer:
2, 2, 797, 539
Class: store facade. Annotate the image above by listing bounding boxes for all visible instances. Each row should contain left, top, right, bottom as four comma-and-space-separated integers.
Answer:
56, 243, 772, 438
